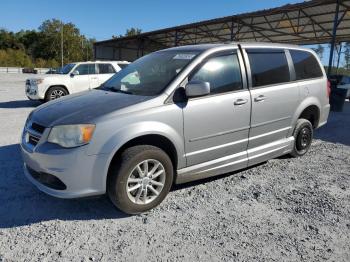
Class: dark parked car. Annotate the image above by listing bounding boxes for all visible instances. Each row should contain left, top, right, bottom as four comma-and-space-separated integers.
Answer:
329, 74, 350, 99
45, 68, 60, 74
22, 68, 38, 74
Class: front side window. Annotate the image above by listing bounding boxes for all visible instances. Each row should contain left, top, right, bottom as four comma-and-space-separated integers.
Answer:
101, 51, 199, 96
98, 64, 116, 74
190, 53, 242, 94
74, 64, 96, 75
290, 50, 323, 80
247, 49, 290, 87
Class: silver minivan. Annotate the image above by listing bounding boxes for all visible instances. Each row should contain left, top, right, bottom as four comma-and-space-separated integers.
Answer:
21, 43, 330, 214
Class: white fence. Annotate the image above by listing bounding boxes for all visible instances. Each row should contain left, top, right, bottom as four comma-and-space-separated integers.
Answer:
0, 67, 50, 74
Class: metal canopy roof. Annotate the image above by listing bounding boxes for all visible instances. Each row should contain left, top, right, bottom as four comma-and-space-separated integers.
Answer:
94, 0, 350, 62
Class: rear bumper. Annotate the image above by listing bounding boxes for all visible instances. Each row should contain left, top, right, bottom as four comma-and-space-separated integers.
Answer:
318, 103, 330, 128
21, 142, 110, 199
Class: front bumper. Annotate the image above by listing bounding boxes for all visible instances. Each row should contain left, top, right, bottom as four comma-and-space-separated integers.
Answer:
21, 131, 110, 198
25, 82, 46, 100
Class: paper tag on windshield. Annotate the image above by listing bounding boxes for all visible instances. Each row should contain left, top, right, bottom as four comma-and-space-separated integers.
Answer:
173, 54, 196, 60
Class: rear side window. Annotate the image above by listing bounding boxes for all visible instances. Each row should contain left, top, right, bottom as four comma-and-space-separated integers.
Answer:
98, 64, 116, 74
118, 63, 128, 69
247, 49, 290, 87
290, 50, 323, 80
190, 53, 242, 95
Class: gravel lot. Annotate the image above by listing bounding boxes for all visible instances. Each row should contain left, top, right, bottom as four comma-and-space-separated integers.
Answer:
0, 73, 349, 262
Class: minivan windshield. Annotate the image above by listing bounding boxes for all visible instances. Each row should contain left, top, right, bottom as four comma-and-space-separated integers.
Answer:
59, 63, 76, 74
101, 51, 199, 96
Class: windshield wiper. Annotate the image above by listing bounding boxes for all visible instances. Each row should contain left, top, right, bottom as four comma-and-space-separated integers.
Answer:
103, 87, 132, 94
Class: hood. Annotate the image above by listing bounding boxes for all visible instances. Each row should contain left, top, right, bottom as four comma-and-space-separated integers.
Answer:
31, 90, 153, 127
28, 74, 68, 80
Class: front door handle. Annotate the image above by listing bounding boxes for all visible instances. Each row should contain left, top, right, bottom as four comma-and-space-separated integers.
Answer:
234, 98, 248, 105
254, 95, 266, 102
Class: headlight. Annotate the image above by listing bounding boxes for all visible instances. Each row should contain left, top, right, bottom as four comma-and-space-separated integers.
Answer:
48, 124, 95, 148
24, 111, 33, 129
33, 79, 44, 85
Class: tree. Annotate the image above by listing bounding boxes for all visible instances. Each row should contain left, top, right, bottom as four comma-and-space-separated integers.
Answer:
344, 42, 350, 69
312, 44, 324, 60
36, 19, 89, 65
112, 27, 142, 38
0, 48, 33, 67
0, 20, 94, 67
125, 27, 142, 36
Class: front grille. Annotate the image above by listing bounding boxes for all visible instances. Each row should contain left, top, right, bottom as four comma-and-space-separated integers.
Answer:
28, 135, 40, 146
27, 165, 67, 190
24, 122, 45, 147
31, 122, 45, 134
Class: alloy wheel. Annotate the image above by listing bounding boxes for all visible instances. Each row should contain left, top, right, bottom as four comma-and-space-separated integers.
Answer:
50, 89, 65, 100
126, 159, 166, 205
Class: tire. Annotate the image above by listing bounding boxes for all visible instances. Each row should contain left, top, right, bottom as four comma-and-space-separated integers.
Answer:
289, 118, 313, 158
107, 145, 174, 214
45, 86, 68, 102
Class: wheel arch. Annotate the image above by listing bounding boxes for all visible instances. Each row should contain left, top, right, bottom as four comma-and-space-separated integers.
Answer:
298, 105, 320, 128
45, 85, 70, 97
290, 97, 321, 136
96, 121, 185, 193
105, 133, 180, 189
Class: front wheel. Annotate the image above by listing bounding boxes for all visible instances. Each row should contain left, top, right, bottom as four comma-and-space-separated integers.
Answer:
107, 145, 174, 214
289, 118, 313, 157
45, 86, 68, 102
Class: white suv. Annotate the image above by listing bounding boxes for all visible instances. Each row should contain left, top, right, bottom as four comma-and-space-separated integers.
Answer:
25, 61, 129, 102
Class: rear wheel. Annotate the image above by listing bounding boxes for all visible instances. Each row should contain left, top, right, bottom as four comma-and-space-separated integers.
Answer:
107, 145, 173, 214
45, 86, 68, 102
289, 118, 313, 157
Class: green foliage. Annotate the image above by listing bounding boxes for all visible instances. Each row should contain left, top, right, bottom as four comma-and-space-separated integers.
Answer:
125, 27, 142, 36
325, 66, 350, 76
0, 19, 95, 67
112, 27, 142, 38
0, 48, 33, 67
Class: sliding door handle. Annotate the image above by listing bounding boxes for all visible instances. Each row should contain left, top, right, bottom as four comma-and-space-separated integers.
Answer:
234, 98, 248, 105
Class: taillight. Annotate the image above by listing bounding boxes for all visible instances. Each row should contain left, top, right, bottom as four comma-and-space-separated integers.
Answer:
327, 80, 331, 97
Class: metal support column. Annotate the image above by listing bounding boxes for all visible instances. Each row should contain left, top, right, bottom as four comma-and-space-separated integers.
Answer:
174, 30, 178, 46
328, 0, 340, 75
230, 19, 235, 41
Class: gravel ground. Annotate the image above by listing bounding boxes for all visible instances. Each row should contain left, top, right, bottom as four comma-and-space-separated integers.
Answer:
0, 73, 349, 262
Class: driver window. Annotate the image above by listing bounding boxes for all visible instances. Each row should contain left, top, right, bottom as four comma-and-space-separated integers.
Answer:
74, 64, 95, 75
190, 53, 243, 95
75, 64, 89, 75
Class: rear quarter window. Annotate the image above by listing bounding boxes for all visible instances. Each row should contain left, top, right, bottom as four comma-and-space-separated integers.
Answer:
247, 49, 290, 88
118, 63, 129, 69
98, 64, 116, 74
290, 50, 323, 80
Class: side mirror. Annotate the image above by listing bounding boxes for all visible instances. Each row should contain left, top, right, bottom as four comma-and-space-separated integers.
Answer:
70, 70, 79, 77
185, 80, 210, 98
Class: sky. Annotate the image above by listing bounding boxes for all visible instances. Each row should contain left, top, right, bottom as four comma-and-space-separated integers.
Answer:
1, 0, 334, 65
0, 0, 303, 41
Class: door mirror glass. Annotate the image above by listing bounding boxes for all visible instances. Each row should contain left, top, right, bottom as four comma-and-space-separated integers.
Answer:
70, 70, 79, 77
185, 80, 210, 97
